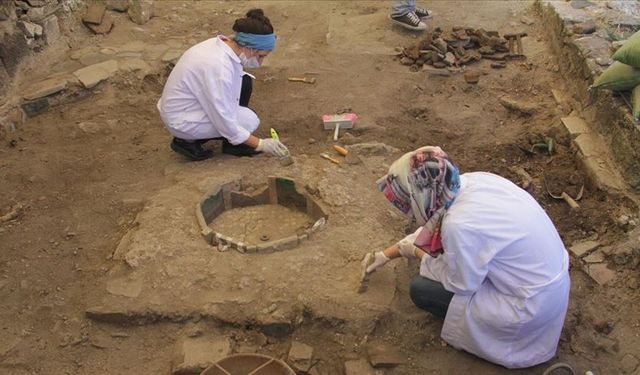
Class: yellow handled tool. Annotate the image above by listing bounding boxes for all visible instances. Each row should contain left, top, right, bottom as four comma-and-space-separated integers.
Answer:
321, 153, 341, 165
270, 128, 279, 140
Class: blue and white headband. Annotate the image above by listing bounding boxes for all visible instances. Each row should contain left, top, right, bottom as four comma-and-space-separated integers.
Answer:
235, 32, 277, 51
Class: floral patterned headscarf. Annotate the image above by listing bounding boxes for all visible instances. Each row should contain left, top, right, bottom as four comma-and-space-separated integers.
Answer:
377, 146, 460, 257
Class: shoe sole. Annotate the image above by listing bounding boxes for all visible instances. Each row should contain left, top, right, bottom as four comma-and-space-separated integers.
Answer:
170, 142, 213, 161
389, 15, 426, 31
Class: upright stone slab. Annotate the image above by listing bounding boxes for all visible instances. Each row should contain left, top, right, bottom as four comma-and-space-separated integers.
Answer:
106, 0, 129, 12
42, 15, 60, 45
0, 29, 32, 76
172, 337, 231, 375
128, 0, 154, 25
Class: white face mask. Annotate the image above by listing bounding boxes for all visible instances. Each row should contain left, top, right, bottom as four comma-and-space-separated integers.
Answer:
239, 48, 261, 68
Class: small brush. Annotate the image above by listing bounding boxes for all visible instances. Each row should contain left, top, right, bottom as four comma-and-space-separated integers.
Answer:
270, 128, 294, 166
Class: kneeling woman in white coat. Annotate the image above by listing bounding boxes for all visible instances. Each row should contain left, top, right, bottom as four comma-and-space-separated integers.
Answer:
157, 9, 288, 161
366, 146, 570, 369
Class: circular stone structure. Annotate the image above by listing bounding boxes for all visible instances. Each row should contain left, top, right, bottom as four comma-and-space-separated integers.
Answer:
196, 176, 328, 254
201, 353, 295, 375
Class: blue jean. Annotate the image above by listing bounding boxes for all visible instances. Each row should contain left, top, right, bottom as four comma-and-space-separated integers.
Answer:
409, 275, 454, 319
391, 0, 416, 17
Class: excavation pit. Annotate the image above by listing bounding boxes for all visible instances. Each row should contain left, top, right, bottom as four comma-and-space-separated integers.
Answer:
196, 176, 328, 253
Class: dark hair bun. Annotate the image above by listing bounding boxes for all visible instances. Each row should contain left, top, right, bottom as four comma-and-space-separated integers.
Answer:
232, 8, 274, 35
246, 9, 265, 18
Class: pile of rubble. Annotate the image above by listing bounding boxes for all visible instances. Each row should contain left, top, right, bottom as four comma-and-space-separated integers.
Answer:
82, 0, 155, 35
397, 26, 525, 72
3, 0, 61, 52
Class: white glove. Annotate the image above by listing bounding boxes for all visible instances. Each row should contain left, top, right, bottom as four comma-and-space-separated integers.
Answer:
256, 138, 289, 157
397, 230, 420, 259
365, 251, 391, 273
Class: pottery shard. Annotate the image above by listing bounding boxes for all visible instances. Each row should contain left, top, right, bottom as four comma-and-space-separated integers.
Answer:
366, 341, 404, 368
479, 46, 495, 55
432, 38, 448, 54
464, 71, 480, 84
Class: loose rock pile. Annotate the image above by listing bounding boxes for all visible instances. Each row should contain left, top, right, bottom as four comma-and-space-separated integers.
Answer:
82, 0, 155, 35
5, 0, 61, 52
397, 26, 512, 72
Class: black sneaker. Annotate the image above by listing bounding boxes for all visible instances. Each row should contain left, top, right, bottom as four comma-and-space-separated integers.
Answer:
390, 11, 426, 31
170, 137, 213, 161
222, 139, 261, 157
415, 7, 433, 19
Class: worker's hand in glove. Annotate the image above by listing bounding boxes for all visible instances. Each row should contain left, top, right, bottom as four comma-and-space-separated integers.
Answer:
397, 231, 420, 259
256, 138, 289, 157
365, 251, 391, 273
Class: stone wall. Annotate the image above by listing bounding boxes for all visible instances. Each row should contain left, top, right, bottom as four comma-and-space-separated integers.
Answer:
536, 0, 640, 190
0, 0, 72, 99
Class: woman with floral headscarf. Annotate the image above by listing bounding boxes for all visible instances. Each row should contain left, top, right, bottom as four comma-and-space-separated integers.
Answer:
365, 146, 570, 369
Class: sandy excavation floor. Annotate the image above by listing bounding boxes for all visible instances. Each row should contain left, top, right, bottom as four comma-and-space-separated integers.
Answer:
1, 1, 640, 374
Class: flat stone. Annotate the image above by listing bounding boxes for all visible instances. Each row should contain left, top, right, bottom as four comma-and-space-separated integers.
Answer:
106, 0, 129, 12
344, 359, 376, 375
574, 133, 606, 159
17, 21, 43, 38
128, 0, 154, 25
78, 52, 110, 66
499, 97, 537, 115
573, 21, 596, 34
586, 263, 616, 285
21, 97, 49, 117
23, 77, 67, 100
106, 277, 142, 298
42, 15, 60, 45
173, 337, 231, 375
26, 0, 47, 6
366, 341, 404, 368
583, 250, 605, 264
119, 40, 146, 53
348, 142, 399, 156
573, 36, 610, 59
144, 44, 169, 60
70, 46, 98, 60
73, 59, 118, 89
520, 16, 535, 25
546, 1, 592, 23
569, 240, 600, 257
118, 58, 152, 75
288, 341, 314, 372
621, 353, 640, 374
581, 156, 626, 192
561, 116, 590, 137
161, 49, 184, 65
82, 2, 105, 25
26, 7, 45, 21
86, 13, 114, 35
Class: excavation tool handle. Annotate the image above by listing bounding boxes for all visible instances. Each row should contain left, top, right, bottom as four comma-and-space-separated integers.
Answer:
334, 145, 349, 156
270, 128, 279, 140
560, 192, 580, 210
268, 128, 290, 157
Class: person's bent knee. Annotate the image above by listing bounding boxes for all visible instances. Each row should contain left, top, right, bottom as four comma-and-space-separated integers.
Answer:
409, 275, 425, 307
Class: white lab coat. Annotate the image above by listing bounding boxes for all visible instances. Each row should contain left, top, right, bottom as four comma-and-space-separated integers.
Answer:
157, 36, 259, 144
398, 172, 570, 368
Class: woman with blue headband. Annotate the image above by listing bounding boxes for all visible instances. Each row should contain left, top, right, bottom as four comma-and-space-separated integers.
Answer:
364, 146, 570, 369
157, 9, 286, 161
